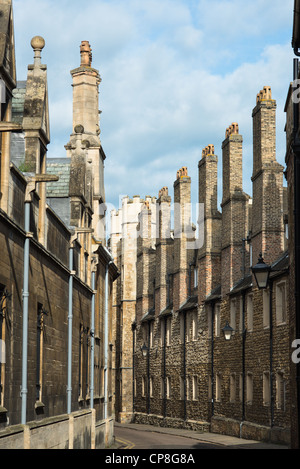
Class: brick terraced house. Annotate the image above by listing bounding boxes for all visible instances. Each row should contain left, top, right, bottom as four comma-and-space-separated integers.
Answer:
111, 86, 291, 445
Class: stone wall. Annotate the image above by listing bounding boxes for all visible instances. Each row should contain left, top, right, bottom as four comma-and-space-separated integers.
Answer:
0, 410, 114, 449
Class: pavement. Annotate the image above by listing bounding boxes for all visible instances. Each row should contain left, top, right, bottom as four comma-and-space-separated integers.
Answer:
113, 421, 289, 449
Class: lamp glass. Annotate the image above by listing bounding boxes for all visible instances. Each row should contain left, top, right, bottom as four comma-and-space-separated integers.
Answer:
141, 343, 148, 357
253, 270, 270, 289
222, 322, 234, 341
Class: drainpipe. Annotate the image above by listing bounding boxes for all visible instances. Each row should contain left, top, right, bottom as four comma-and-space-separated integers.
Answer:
211, 302, 215, 418
132, 323, 136, 414
67, 244, 74, 415
269, 278, 274, 427
90, 256, 98, 410
163, 316, 167, 418
147, 321, 150, 415
21, 200, 31, 425
242, 290, 246, 424
104, 260, 113, 420
183, 311, 187, 421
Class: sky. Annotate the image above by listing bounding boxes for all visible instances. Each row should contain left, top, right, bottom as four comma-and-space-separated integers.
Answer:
13, 0, 295, 213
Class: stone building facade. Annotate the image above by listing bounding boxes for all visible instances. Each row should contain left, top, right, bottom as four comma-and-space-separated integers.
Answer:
112, 85, 291, 444
0, 0, 118, 449
284, 0, 300, 450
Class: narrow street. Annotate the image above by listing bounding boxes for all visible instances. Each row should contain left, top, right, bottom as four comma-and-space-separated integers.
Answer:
112, 422, 288, 451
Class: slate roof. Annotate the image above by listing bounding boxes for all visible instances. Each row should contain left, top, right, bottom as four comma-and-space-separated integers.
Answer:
230, 275, 253, 296
179, 295, 198, 312
205, 285, 221, 303
46, 158, 70, 198
270, 251, 289, 279
159, 304, 173, 317
141, 307, 155, 323
12, 81, 26, 124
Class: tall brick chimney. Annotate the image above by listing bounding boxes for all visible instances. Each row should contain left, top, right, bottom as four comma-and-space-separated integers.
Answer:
198, 145, 222, 302
221, 124, 250, 295
251, 86, 285, 266
173, 167, 194, 309
136, 201, 156, 323
155, 187, 173, 314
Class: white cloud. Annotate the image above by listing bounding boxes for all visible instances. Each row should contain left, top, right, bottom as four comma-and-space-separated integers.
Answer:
12, 0, 294, 212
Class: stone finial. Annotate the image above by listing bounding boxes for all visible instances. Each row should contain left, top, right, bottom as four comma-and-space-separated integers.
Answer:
31, 36, 45, 66
80, 41, 92, 67
226, 122, 239, 138
256, 86, 272, 104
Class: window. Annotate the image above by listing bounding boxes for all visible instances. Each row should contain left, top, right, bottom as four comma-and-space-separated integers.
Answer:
208, 375, 212, 401
142, 376, 146, 397
160, 320, 165, 346
0, 286, 9, 408
263, 289, 270, 328
186, 313, 191, 343
276, 282, 287, 324
194, 266, 198, 288
247, 294, 253, 332
180, 377, 185, 400
192, 312, 198, 341
239, 298, 243, 333
230, 374, 236, 403
215, 304, 221, 337
263, 372, 270, 406
230, 298, 237, 332
142, 323, 148, 345
79, 324, 84, 399
187, 311, 197, 342
239, 373, 243, 402
180, 314, 184, 344
166, 317, 172, 346
36, 303, 47, 403
166, 377, 171, 399
192, 376, 198, 400
186, 376, 190, 401
246, 373, 253, 405
276, 372, 285, 410
150, 377, 153, 398
216, 373, 222, 402
160, 378, 164, 398
149, 322, 154, 348
207, 304, 212, 338
94, 338, 100, 397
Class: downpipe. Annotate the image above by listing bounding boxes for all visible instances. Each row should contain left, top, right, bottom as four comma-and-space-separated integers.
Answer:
21, 201, 31, 425
104, 260, 113, 420
90, 269, 96, 409
67, 246, 74, 414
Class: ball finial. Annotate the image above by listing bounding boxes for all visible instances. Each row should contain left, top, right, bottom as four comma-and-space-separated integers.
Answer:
31, 36, 45, 51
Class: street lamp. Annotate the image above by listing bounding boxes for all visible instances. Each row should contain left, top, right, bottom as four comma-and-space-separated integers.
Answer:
141, 343, 148, 358
222, 321, 234, 341
251, 253, 271, 289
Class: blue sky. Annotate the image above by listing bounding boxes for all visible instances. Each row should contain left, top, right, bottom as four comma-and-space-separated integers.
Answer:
13, 0, 294, 212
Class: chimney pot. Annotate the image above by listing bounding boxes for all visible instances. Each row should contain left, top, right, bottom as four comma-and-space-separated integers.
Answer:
80, 41, 92, 67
